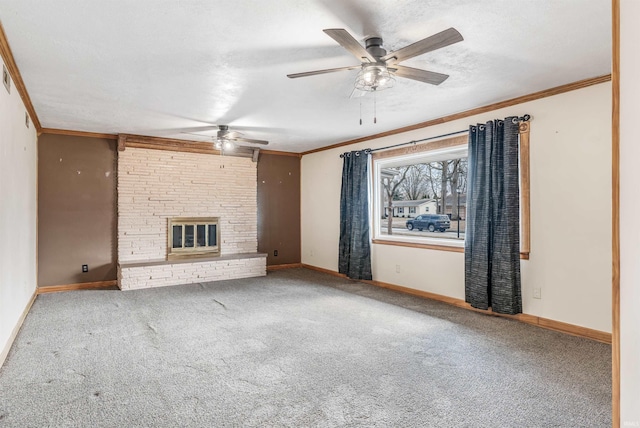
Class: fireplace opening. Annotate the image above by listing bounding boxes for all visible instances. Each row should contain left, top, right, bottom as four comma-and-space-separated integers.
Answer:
168, 217, 220, 259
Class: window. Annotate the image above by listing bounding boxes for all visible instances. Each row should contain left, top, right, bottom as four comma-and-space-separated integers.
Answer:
372, 129, 530, 258
374, 137, 467, 247
168, 217, 220, 259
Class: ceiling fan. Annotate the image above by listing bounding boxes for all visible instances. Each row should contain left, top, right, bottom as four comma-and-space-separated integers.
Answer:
183, 125, 269, 151
287, 27, 463, 93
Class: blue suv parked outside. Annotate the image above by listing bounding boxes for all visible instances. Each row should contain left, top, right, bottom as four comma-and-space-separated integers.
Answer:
406, 214, 450, 232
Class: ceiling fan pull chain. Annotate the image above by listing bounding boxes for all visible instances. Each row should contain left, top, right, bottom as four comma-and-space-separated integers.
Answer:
359, 101, 363, 125
374, 91, 377, 124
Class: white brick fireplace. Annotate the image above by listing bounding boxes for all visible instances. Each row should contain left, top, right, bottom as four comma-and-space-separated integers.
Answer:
117, 147, 266, 290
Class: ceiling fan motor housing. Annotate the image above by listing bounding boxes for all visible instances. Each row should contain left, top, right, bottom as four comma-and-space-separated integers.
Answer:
365, 37, 386, 59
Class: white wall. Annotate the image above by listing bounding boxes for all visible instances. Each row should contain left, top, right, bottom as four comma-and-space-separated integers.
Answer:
302, 82, 612, 333
0, 56, 38, 362
619, 0, 640, 423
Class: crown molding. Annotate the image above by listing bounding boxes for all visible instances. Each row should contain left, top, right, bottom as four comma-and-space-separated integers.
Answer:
260, 149, 302, 158
40, 128, 118, 140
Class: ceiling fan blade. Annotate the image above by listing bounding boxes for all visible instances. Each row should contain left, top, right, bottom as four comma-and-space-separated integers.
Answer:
392, 65, 449, 85
176, 125, 219, 133
229, 137, 269, 146
323, 29, 375, 63
181, 131, 214, 139
349, 86, 367, 98
222, 131, 241, 139
382, 27, 463, 64
287, 65, 360, 79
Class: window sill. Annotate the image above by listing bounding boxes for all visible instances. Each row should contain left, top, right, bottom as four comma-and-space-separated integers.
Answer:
372, 238, 464, 253
372, 239, 530, 260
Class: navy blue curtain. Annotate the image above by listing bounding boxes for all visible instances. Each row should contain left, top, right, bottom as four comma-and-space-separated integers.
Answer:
465, 117, 521, 314
338, 150, 372, 280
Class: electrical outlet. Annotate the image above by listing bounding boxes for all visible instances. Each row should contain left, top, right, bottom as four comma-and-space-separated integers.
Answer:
82, 264, 88, 273
395, 264, 401, 273
274, 250, 278, 257
533, 287, 541, 299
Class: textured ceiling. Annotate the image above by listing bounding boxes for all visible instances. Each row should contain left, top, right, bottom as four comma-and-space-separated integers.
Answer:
0, 0, 611, 152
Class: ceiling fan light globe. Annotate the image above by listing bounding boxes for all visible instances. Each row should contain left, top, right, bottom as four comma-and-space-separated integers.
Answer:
224, 141, 235, 151
355, 65, 395, 92
363, 71, 374, 84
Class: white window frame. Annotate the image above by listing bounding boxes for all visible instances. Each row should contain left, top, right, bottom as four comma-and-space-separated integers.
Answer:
372, 143, 468, 250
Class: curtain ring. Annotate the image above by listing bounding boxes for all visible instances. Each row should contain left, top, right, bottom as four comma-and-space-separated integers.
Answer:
479, 125, 485, 131
497, 120, 504, 127
512, 117, 519, 124
355, 151, 360, 156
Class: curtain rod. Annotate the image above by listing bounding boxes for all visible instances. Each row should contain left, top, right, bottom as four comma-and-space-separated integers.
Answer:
339, 114, 531, 158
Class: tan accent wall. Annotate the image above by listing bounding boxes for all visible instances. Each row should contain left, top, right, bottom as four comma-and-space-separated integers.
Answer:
257, 153, 301, 266
37, 134, 117, 287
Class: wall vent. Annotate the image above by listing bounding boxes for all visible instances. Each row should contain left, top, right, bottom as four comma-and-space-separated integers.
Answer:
2, 64, 10, 94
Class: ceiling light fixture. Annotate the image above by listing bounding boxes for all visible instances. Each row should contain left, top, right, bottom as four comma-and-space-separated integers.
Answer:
354, 64, 395, 92
213, 139, 235, 151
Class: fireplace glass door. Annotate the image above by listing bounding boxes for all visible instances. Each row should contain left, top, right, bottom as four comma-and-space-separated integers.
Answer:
168, 217, 220, 259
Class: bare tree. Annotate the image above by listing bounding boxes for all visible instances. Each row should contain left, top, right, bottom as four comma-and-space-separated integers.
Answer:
450, 158, 468, 219
450, 159, 461, 219
425, 162, 444, 213
456, 158, 468, 195
440, 160, 450, 214
423, 158, 468, 216
399, 164, 429, 200
381, 167, 410, 235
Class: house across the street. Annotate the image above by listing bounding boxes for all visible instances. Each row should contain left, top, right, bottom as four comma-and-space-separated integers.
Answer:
388, 194, 466, 219
388, 199, 438, 218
